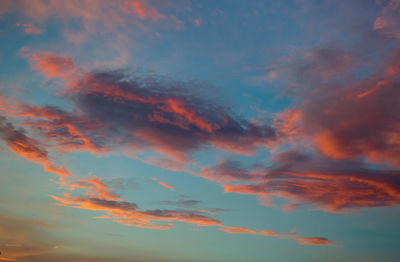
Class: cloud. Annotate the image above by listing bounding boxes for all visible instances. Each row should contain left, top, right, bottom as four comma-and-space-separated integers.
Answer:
260, 230, 296, 239
2, 0, 127, 45
219, 226, 334, 246
257, 46, 357, 89
219, 227, 257, 234
201, 159, 265, 183
279, 46, 400, 167
51, 192, 222, 229
193, 18, 203, 27
374, 0, 400, 41
222, 150, 400, 212
15, 23, 42, 34
13, 55, 276, 162
29, 52, 80, 82
298, 48, 356, 83
0, 116, 71, 177
52, 179, 222, 229
67, 176, 122, 201
12, 43, 400, 215
227, 18, 400, 213
302, 82, 400, 166
51, 176, 333, 245
295, 237, 335, 246
157, 181, 175, 190
2, 0, 185, 45
123, 1, 167, 20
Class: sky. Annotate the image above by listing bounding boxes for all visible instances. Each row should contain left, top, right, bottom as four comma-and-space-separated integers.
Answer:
0, 0, 400, 261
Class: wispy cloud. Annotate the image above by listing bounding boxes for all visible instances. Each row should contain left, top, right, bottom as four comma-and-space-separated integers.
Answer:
220, 226, 335, 246
15, 23, 42, 34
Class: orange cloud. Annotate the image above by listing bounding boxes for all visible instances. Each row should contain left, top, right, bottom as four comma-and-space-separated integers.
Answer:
218, 149, 400, 212
51, 193, 222, 229
68, 176, 121, 201
157, 181, 175, 190
295, 237, 335, 246
0, 116, 71, 178
274, 45, 400, 168
159, 98, 220, 134
30, 52, 79, 81
7, 102, 105, 154
52, 176, 221, 229
10, 55, 277, 163
274, 109, 303, 141
51, 188, 333, 245
260, 230, 295, 238
219, 226, 333, 246
219, 227, 257, 234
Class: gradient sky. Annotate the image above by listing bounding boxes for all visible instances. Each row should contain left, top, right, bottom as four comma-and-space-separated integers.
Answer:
1, 1, 400, 262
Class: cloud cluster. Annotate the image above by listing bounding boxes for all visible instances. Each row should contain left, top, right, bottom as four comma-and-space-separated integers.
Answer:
220, 150, 400, 212
4, 0, 400, 257
213, 43, 400, 212
5, 1, 400, 245
290, 48, 400, 167
8, 52, 276, 164
207, 2, 400, 213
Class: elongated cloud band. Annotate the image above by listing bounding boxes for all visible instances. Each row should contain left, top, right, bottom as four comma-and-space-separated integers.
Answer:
219, 226, 335, 246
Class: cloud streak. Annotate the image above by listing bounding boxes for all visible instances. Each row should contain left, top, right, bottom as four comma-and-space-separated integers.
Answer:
0, 116, 71, 177
52, 192, 222, 229
219, 226, 335, 246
